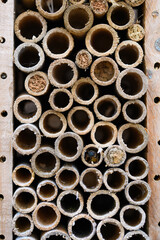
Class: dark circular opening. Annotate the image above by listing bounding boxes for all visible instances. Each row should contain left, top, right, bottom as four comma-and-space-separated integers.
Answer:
94, 61, 114, 82
16, 168, 32, 183
0, 156, 6, 163
15, 217, 31, 233
41, 0, 63, 13
154, 97, 160, 103
72, 218, 93, 238
97, 99, 117, 118
19, 46, 40, 68
61, 194, 80, 213
127, 234, 146, 240
46, 236, 66, 240
1, 0, 7, 3
16, 191, 35, 209
71, 110, 90, 130
100, 223, 120, 240
154, 62, 160, 69
0, 194, 4, 200
47, 32, 69, 54
154, 175, 160, 181
121, 73, 143, 96
107, 171, 125, 189
35, 152, 56, 173
126, 103, 143, 120
129, 159, 146, 177
37, 206, 56, 225
0, 72, 7, 79
52, 63, 74, 84
91, 29, 113, 53
83, 171, 99, 189
76, 83, 94, 101
54, 92, 70, 108
18, 100, 37, 119
39, 184, 55, 198
59, 137, 78, 157
91, 194, 116, 215
16, 129, 36, 150
84, 147, 101, 165
95, 125, 114, 144
122, 127, 144, 149
59, 170, 76, 186
1, 110, 8, 117
119, 45, 139, 65
111, 6, 130, 26
43, 113, 63, 134
123, 209, 142, 226
129, 184, 148, 202
0, 37, 5, 43
69, 8, 89, 29
0, 235, 5, 240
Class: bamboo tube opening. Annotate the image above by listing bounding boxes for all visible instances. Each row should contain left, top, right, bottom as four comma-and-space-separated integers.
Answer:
104, 145, 126, 167
16, 236, 37, 240
70, 0, 85, 4
125, 0, 145, 7
128, 24, 145, 42
12, 164, 35, 187
123, 230, 149, 240
75, 49, 92, 69
123, 100, 146, 123
13, 213, 34, 237
81, 144, 103, 167
37, 180, 58, 201
90, 0, 108, 18
41, 229, 70, 240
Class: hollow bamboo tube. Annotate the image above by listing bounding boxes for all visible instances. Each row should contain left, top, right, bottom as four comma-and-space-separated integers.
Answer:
32, 202, 61, 231
90, 57, 119, 86
97, 218, 125, 240
12, 124, 41, 155
15, 11, 47, 43
122, 100, 147, 123
80, 168, 103, 192
87, 190, 120, 220
85, 24, 119, 57
68, 106, 94, 135
128, 24, 145, 42
116, 68, 148, 100
41, 228, 71, 240
39, 110, 67, 138
48, 58, 78, 88
104, 145, 126, 167
120, 205, 146, 230
118, 123, 148, 153
43, 28, 74, 59
68, 214, 96, 240
22, 0, 35, 8
55, 165, 79, 190
123, 230, 150, 240
91, 121, 117, 148
12, 164, 35, 187
107, 2, 135, 30
55, 132, 84, 162
64, 4, 94, 38
94, 95, 121, 121
14, 43, 45, 73
16, 236, 37, 240
72, 77, 99, 105
103, 168, 128, 192
75, 49, 92, 70
31, 146, 60, 178
57, 190, 84, 217
69, 0, 85, 4
49, 88, 73, 112
115, 40, 143, 68
81, 144, 103, 167
36, 180, 58, 201
14, 94, 42, 124
13, 213, 34, 237
125, 0, 145, 7
25, 71, 49, 96
36, 0, 67, 21
90, 0, 108, 18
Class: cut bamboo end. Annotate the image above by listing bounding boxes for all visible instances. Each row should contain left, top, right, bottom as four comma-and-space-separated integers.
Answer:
69, 0, 85, 4
120, 205, 146, 230
85, 24, 119, 57
123, 230, 150, 240
14, 43, 45, 73
32, 202, 61, 231
13, 213, 34, 237
91, 121, 117, 148
22, 0, 35, 9
80, 168, 103, 192
39, 110, 67, 138
64, 4, 94, 38
13, 187, 38, 213
87, 190, 120, 220
43, 28, 74, 59
81, 144, 103, 167
90, 0, 108, 18
103, 168, 128, 192
16, 236, 37, 240
15, 11, 47, 43
31, 146, 60, 178
37, 180, 58, 201
125, 0, 145, 7
14, 94, 42, 124
116, 68, 148, 100
75, 49, 92, 69
68, 214, 96, 240
68, 106, 94, 135
128, 24, 145, 42
41, 229, 71, 240
118, 123, 148, 153
36, 0, 67, 21
12, 164, 35, 187
104, 145, 126, 167
115, 40, 143, 68
55, 132, 84, 162
48, 58, 78, 88
12, 124, 41, 155
107, 2, 135, 30
72, 77, 99, 105
90, 57, 119, 86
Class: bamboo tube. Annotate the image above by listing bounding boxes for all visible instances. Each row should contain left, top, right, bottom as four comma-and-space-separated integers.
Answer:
39, 110, 67, 138
57, 190, 84, 217
41, 228, 71, 240
85, 24, 119, 57
55, 132, 84, 162
90, 0, 108, 18
128, 24, 145, 42
118, 123, 148, 153
31, 146, 60, 178
22, 0, 35, 8
120, 205, 146, 230
37, 180, 58, 201
16, 236, 37, 240
81, 144, 103, 167
25, 71, 49, 97
90, 57, 119, 86
115, 40, 143, 68
15, 11, 47, 43
125, 0, 145, 7
104, 145, 126, 167
68, 106, 94, 135
32, 202, 61, 231
68, 214, 96, 240
123, 230, 150, 240
125, 156, 149, 180
75, 49, 92, 70
97, 218, 125, 240
87, 190, 120, 220
122, 100, 147, 123
43, 28, 74, 59
107, 2, 135, 30
55, 165, 79, 190
103, 168, 128, 192
69, 0, 85, 4
91, 121, 117, 148
13, 213, 34, 237
94, 95, 121, 121
80, 168, 103, 192
64, 4, 94, 38
36, 0, 67, 21
12, 124, 41, 155
116, 68, 148, 100
12, 164, 35, 187
49, 88, 73, 112
14, 94, 42, 124
48, 58, 78, 88
72, 77, 99, 105
14, 43, 45, 73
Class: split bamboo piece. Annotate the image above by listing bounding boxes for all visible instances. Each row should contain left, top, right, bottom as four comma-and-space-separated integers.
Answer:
12, 164, 35, 187
36, 180, 58, 201
128, 24, 145, 42
81, 144, 103, 167
104, 145, 126, 167
123, 230, 150, 240
41, 228, 71, 240
90, 0, 108, 18
13, 213, 34, 237
125, 0, 145, 7
75, 49, 92, 70
22, 0, 35, 8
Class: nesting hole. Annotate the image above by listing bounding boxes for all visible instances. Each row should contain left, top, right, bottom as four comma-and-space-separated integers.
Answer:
154, 97, 160, 103
122, 127, 144, 149
95, 125, 114, 144
72, 218, 93, 238
121, 73, 143, 96
91, 194, 116, 215
123, 209, 142, 226
47, 32, 69, 55
84, 147, 101, 165
1, 0, 7, 3
43, 113, 63, 134
0, 194, 4, 200
76, 83, 94, 101
129, 159, 146, 177
126, 103, 143, 120
94, 61, 114, 82
71, 110, 90, 130
69, 8, 89, 29
16, 191, 35, 209
41, 0, 63, 13
52, 63, 74, 84
35, 152, 56, 173
1, 111, 7, 117
0, 156, 6, 163
111, 6, 130, 26
154, 175, 160, 181
127, 234, 146, 240
16, 129, 36, 150
59, 137, 78, 157
0, 235, 5, 240
15, 217, 31, 233
61, 193, 80, 213
97, 99, 117, 118
154, 62, 160, 69
18, 100, 37, 119
0, 73, 7, 79
0, 37, 5, 43
100, 223, 120, 240
119, 45, 139, 65
83, 171, 99, 189
91, 29, 113, 53
107, 171, 125, 189
59, 170, 77, 186
37, 206, 56, 226
129, 184, 148, 202
54, 91, 70, 108
19, 46, 40, 68
39, 184, 55, 198
15, 168, 32, 184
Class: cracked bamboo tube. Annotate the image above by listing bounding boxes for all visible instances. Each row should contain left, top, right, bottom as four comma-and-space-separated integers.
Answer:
90, 0, 108, 18
36, 180, 58, 201
81, 144, 103, 167
12, 164, 35, 187
104, 145, 126, 167
125, 0, 145, 7
123, 230, 150, 240
13, 213, 34, 237
128, 24, 145, 42
41, 228, 71, 240
75, 49, 92, 70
